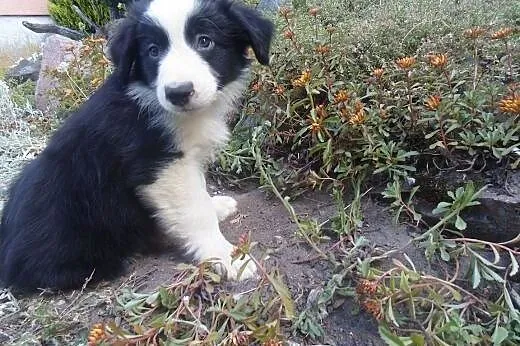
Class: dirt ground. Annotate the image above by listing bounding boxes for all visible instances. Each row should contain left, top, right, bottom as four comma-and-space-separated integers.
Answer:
0, 181, 422, 345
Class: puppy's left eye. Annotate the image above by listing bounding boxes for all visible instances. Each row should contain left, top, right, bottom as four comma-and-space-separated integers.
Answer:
149, 44, 159, 58
196, 35, 214, 50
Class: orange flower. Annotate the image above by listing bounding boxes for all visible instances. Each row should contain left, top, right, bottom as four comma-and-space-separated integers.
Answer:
310, 122, 322, 133
87, 323, 106, 346
361, 299, 383, 320
396, 56, 416, 70
491, 27, 514, 40
372, 68, 384, 79
334, 89, 349, 104
356, 279, 379, 296
283, 30, 295, 40
349, 101, 366, 125
292, 69, 311, 87
428, 53, 448, 69
308, 7, 320, 16
315, 44, 330, 55
425, 95, 441, 111
498, 94, 520, 114
464, 27, 486, 39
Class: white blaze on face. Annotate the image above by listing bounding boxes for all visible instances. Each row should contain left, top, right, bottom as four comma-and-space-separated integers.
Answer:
146, 0, 219, 112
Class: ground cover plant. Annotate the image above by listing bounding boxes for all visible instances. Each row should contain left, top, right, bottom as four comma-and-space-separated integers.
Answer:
1, 0, 519, 345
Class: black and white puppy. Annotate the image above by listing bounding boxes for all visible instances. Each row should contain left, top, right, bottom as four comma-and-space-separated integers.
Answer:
0, 0, 273, 290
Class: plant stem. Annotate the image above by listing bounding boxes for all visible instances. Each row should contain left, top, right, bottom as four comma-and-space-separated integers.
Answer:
505, 40, 513, 78
254, 148, 327, 259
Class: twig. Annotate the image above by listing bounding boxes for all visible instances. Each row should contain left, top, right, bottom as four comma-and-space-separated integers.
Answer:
254, 148, 327, 260
22, 21, 85, 41
72, 5, 100, 33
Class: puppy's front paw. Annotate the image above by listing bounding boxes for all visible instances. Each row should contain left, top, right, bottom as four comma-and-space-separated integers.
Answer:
209, 251, 258, 281
226, 254, 258, 281
211, 195, 238, 221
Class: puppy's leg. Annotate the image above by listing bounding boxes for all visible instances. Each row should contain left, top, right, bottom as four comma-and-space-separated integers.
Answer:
140, 160, 256, 280
211, 195, 238, 221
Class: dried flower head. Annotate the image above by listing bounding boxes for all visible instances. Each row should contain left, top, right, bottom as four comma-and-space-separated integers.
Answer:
372, 68, 384, 79
464, 27, 486, 39
326, 24, 336, 34
292, 69, 311, 87
379, 104, 388, 119
428, 53, 448, 69
315, 104, 327, 119
251, 81, 263, 92
228, 330, 251, 346
498, 94, 520, 114
491, 27, 514, 40
273, 84, 286, 96
308, 7, 320, 17
396, 56, 416, 70
283, 30, 295, 40
262, 338, 283, 346
334, 89, 350, 104
425, 95, 442, 111
315, 44, 330, 55
87, 323, 106, 346
278, 6, 292, 18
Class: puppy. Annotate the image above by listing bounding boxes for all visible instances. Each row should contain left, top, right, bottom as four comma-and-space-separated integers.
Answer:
0, 0, 273, 290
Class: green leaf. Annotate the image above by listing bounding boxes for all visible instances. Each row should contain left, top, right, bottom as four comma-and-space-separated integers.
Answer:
410, 333, 425, 346
378, 324, 406, 346
455, 215, 467, 230
510, 251, 519, 277
472, 260, 481, 289
491, 326, 509, 345
387, 298, 399, 327
266, 271, 295, 319
400, 272, 411, 294
503, 287, 520, 320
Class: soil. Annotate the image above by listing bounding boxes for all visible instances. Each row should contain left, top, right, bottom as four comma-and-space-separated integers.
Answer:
0, 182, 421, 346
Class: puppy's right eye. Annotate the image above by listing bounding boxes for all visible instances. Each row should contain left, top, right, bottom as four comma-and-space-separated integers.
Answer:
148, 44, 159, 58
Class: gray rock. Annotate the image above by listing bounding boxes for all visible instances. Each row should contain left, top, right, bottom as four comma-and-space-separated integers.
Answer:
257, 0, 283, 12
415, 171, 520, 242
35, 34, 83, 114
5, 58, 41, 83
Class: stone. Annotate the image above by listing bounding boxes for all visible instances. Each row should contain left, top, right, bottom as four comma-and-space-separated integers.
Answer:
35, 34, 82, 114
5, 58, 41, 83
414, 170, 520, 242
257, 0, 283, 12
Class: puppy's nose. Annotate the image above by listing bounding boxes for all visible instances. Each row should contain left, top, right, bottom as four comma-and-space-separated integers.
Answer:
165, 82, 194, 106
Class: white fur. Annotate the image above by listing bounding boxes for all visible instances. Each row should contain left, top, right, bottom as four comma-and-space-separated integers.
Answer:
134, 1, 255, 280
146, 0, 218, 112
211, 196, 238, 221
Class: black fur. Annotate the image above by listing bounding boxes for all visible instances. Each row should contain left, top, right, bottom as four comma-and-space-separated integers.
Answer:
0, 0, 273, 291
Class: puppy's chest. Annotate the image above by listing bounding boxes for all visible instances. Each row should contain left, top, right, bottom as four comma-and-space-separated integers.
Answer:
175, 113, 229, 162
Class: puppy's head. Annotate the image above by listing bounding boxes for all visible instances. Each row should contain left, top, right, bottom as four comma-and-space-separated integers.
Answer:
109, 0, 274, 113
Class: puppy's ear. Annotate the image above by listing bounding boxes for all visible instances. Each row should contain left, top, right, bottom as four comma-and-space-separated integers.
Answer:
229, 3, 274, 65
108, 19, 137, 82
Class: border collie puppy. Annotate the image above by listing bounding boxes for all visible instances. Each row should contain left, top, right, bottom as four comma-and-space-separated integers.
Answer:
0, 0, 273, 290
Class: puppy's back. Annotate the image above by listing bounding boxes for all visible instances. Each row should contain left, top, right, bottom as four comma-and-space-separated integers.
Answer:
0, 76, 174, 290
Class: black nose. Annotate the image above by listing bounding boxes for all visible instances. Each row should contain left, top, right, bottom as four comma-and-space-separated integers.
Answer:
164, 82, 194, 106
